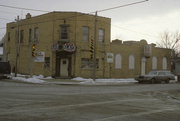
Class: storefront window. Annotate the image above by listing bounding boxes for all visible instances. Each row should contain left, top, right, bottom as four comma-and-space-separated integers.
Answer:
81, 58, 99, 69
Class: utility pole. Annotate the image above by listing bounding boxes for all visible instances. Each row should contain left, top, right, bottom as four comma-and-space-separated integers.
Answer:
92, 11, 97, 81
15, 16, 20, 77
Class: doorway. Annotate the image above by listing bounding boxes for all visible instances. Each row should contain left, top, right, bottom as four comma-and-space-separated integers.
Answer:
60, 58, 69, 77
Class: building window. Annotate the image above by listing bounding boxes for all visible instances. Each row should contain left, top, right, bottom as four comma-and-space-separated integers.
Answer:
152, 56, 157, 70
162, 57, 167, 70
98, 29, 105, 42
82, 26, 89, 41
115, 54, 122, 69
34, 27, 39, 42
29, 28, 33, 43
129, 55, 135, 69
81, 58, 99, 69
60, 25, 69, 40
44, 57, 50, 68
20, 30, 24, 43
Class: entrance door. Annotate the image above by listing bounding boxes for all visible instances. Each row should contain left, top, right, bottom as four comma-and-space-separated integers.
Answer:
60, 58, 69, 77
141, 57, 146, 75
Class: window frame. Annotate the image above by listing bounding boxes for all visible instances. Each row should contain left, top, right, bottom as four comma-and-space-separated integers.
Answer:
20, 30, 24, 43
81, 58, 99, 69
60, 25, 69, 40
34, 27, 39, 42
98, 28, 105, 42
129, 55, 135, 70
82, 26, 89, 42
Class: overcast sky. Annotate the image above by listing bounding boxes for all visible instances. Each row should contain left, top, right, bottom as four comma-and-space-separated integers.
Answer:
0, 0, 180, 44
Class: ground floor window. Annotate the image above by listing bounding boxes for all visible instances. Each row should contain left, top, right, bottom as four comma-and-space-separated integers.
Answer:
81, 58, 99, 69
44, 57, 50, 68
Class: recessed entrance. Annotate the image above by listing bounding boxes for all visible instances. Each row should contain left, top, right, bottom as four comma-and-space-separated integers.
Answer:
55, 52, 72, 78
60, 58, 69, 77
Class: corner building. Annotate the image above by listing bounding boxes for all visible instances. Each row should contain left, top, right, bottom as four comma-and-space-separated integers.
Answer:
5, 12, 111, 78
5, 12, 171, 78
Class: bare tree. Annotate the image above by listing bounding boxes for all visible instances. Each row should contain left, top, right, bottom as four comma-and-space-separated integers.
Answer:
156, 31, 180, 56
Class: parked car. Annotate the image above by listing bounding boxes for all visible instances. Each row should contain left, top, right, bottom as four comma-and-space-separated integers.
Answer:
0, 62, 11, 79
135, 70, 175, 84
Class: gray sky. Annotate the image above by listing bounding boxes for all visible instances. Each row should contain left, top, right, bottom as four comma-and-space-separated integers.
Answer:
0, 0, 180, 43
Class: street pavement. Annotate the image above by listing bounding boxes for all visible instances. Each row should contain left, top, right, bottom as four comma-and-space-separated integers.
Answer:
0, 79, 180, 121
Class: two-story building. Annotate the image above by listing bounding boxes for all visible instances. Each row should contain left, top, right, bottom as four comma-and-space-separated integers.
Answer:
4, 11, 172, 78
5, 12, 111, 78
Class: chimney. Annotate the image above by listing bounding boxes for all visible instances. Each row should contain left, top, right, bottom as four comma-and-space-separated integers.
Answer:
26, 13, 31, 19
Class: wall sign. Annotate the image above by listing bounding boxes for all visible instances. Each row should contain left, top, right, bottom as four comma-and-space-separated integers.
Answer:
34, 52, 45, 62
107, 53, 114, 63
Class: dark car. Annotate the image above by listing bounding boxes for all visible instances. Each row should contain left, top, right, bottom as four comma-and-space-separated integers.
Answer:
135, 70, 175, 84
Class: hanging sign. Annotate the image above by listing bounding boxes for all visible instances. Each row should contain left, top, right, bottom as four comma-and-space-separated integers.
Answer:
63, 42, 76, 52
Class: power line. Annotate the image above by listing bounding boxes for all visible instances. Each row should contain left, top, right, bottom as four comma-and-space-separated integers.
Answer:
0, 0, 149, 20
0, 4, 50, 12
96, 0, 149, 13
0, 0, 150, 36
111, 24, 158, 39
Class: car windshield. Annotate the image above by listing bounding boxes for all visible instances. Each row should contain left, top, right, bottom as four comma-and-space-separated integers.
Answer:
148, 71, 157, 75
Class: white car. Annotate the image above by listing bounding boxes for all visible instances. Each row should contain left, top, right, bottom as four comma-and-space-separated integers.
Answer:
135, 70, 175, 84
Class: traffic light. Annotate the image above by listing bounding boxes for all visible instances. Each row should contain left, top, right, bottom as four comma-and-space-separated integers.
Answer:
32, 44, 36, 57
90, 39, 94, 59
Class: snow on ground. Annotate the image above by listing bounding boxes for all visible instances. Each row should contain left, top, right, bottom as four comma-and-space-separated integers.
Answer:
11, 74, 138, 85
72, 77, 138, 85
12, 76, 45, 83
11, 74, 53, 84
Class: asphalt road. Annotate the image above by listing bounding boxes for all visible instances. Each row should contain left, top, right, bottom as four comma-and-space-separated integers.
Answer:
0, 79, 180, 121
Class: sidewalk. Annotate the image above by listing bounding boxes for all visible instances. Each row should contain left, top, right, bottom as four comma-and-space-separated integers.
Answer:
44, 78, 82, 85
43, 78, 138, 85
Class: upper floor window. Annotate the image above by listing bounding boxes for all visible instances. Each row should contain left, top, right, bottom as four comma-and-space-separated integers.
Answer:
98, 29, 105, 42
129, 55, 135, 69
29, 28, 33, 43
60, 25, 69, 40
82, 26, 89, 41
20, 30, 24, 43
34, 27, 39, 42
8, 32, 10, 42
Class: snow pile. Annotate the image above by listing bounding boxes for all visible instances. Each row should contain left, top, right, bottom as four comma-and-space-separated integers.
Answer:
32, 75, 53, 80
96, 78, 137, 83
12, 76, 45, 83
72, 77, 137, 85
71, 77, 93, 81
11, 74, 53, 84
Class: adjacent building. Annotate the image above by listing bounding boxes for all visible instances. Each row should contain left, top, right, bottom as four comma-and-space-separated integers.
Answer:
4, 12, 172, 78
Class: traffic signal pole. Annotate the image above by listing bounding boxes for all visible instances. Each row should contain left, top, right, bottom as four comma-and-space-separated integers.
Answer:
15, 16, 20, 77
92, 11, 97, 81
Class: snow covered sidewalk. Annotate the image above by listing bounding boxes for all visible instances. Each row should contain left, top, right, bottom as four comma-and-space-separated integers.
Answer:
11, 74, 52, 84
10, 74, 138, 85
72, 77, 138, 85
